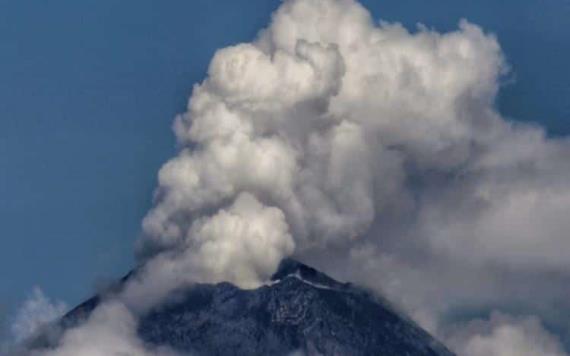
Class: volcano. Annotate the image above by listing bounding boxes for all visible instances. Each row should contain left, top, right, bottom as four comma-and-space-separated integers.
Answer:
30, 259, 455, 355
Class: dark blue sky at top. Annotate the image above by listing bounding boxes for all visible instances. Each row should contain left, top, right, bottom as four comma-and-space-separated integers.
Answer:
0, 0, 569, 337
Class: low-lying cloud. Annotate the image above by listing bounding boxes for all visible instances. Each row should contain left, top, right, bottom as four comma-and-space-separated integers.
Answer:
446, 312, 568, 356
10, 288, 67, 343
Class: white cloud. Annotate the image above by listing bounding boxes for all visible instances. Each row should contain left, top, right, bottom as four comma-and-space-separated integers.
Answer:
11, 287, 67, 343
446, 312, 568, 356
32, 301, 180, 356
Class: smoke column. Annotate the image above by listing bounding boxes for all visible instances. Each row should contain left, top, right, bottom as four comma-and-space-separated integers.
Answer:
24, 0, 570, 354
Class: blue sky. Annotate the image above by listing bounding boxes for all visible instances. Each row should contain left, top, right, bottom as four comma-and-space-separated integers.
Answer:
1, 0, 569, 339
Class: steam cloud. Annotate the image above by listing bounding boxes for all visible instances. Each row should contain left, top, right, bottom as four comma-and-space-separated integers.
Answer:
446, 312, 568, 356
23, 0, 570, 354
10, 288, 67, 343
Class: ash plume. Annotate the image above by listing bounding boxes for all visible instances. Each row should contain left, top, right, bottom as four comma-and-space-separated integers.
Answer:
21, 0, 570, 354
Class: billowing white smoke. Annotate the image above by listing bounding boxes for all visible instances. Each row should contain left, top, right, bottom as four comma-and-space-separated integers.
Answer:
121, 192, 294, 311
33, 302, 180, 356
136, 0, 504, 293
27, 0, 570, 354
445, 312, 568, 356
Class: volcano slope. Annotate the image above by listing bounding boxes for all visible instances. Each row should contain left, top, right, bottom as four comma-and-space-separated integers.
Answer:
29, 259, 455, 356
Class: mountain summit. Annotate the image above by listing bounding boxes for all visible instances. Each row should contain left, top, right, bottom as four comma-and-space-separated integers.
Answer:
31, 259, 455, 355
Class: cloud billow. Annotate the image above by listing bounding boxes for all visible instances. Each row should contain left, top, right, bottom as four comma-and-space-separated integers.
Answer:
26, 0, 570, 354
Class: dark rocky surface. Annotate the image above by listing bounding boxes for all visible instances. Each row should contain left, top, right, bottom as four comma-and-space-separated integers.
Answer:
31, 259, 455, 356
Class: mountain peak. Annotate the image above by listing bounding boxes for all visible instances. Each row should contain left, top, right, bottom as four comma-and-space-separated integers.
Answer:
30, 259, 456, 355
270, 258, 348, 290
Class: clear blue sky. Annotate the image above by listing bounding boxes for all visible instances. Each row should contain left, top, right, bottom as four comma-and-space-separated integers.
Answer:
1, 0, 569, 338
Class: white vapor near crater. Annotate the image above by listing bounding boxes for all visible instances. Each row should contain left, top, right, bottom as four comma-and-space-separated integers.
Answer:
25, 0, 570, 354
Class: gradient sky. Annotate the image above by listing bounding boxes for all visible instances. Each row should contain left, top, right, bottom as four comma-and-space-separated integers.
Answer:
1, 0, 569, 339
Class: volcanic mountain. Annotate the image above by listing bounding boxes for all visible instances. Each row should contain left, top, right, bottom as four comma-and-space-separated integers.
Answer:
30, 259, 455, 355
